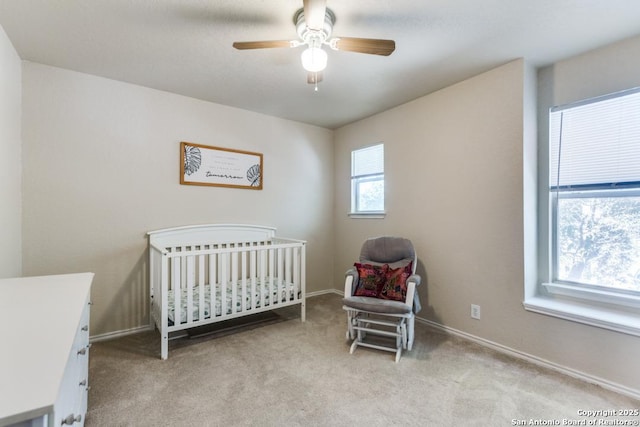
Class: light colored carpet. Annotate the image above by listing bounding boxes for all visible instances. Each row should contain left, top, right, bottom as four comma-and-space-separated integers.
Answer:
86, 293, 638, 426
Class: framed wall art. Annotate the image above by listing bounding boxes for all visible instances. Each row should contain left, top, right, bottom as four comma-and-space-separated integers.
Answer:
180, 141, 263, 190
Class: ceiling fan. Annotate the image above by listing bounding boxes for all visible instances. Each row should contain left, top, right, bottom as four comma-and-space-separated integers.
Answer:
232, 0, 395, 89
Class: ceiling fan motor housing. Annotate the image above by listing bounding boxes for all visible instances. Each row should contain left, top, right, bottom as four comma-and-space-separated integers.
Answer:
294, 7, 335, 48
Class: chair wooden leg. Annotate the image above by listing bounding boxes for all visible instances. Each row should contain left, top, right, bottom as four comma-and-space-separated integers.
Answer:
347, 313, 355, 340
401, 322, 407, 350
407, 316, 415, 351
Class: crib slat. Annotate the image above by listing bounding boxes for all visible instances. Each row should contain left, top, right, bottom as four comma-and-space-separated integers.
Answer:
198, 254, 205, 322
285, 247, 292, 302
221, 252, 228, 316
250, 248, 257, 310
241, 248, 247, 312
231, 250, 238, 314
260, 248, 267, 308
172, 256, 181, 325
268, 248, 275, 307
293, 247, 300, 301
277, 247, 284, 305
209, 246, 217, 317
186, 255, 195, 324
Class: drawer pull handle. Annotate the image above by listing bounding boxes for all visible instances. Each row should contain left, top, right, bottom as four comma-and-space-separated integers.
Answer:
77, 343, 92, 355
81, 325, 88, 331
76, 343, 90, 355
61, 414, 81, 425
79, 379, 87, 386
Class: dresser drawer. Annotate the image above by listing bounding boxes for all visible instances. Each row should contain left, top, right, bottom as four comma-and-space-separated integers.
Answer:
55, 296, 91, 427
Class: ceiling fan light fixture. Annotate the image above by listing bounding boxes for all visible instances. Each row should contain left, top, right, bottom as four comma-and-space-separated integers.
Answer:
301, 47, 327, 72
232, 3, 395, 86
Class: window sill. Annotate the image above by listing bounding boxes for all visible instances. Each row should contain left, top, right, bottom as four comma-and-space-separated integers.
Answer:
523, 288, 640, 337
543, 282, 640, 309
348, 212, 386, 219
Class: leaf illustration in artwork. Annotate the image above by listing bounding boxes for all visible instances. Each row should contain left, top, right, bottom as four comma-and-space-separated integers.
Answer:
184, 145, 202, 176
247, 164, 261, 187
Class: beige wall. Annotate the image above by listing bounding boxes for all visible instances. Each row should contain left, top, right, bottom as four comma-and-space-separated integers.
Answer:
333, 58, 640, 395
0, 25, 22, 278
334, 59, 527, 336
21, 63, 334, 336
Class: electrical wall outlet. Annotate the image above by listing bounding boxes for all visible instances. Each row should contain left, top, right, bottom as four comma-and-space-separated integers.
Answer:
471, 304, 481, 320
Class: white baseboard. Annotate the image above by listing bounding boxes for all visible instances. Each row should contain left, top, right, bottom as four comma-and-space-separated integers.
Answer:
90, 324, 153, 343
307, 289, 338, 298
414, 316, 640, 401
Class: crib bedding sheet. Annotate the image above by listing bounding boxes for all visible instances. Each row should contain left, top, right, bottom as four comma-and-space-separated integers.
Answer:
166, 281, 299, 324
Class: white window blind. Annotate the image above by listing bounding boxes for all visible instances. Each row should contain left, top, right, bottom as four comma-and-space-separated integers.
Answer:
550, 88, 640, 191
351, 144, 384, 215
352, 144, 384, 178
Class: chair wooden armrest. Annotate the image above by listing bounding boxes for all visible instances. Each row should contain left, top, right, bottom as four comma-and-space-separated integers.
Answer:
344, 267, 358, 296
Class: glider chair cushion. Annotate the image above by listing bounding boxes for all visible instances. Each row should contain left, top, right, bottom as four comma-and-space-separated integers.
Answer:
342, 236, 422, 362
342, 296, 412, 315
360, 236, 414, 266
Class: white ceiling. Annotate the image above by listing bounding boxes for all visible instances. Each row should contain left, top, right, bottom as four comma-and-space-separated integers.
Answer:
2, 0, 640, 129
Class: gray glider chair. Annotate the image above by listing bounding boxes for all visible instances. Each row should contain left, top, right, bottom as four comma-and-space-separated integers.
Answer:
342, 236, 421, 362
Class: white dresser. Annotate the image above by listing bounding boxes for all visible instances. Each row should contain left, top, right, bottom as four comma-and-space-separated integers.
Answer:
0, 273, 94, 427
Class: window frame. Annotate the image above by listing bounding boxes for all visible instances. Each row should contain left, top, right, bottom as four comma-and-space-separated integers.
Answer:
349, 143, 385, 218
524, 87, 640, 337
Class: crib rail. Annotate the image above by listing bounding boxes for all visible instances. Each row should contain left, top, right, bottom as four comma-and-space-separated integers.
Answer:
149, 232, 306, 359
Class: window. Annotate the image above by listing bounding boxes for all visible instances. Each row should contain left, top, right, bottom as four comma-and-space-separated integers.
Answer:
525, 87, 640, 336
548, 88, 640, 297
350, 144, 384, 216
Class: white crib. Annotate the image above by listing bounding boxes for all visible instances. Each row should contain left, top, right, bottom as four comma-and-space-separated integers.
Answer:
148, 224, 306, 359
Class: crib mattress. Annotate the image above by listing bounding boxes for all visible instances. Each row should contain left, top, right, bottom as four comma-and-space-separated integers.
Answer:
166, 281, 298, 325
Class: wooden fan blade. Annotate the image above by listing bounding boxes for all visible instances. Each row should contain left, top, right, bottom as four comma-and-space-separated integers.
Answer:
333, 37, 396, 56
307, 71, 323, 84
303, 0, 327, 31
232, 40, 293, 50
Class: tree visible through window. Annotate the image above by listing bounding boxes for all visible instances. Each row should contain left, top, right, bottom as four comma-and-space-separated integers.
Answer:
557, 195, 640, 292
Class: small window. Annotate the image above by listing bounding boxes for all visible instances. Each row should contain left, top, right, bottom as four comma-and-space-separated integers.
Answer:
549, 88, 640, 296
351, 144, 384, 215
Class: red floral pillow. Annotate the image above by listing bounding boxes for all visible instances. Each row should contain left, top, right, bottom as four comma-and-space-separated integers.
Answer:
379, 262, 412, 301
353, 263, 389, 297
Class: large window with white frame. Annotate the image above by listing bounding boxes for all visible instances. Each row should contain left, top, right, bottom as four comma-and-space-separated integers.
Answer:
351, 143, 384, 215
545, 88, 640, 305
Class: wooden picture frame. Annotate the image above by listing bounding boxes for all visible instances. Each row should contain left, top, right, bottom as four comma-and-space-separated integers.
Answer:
180, 141, 263, 190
